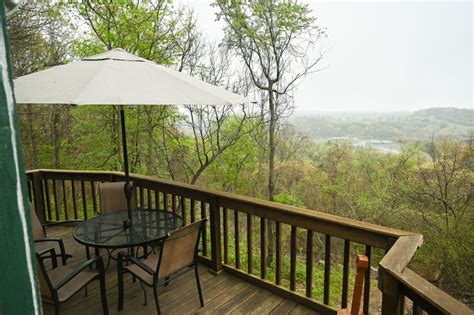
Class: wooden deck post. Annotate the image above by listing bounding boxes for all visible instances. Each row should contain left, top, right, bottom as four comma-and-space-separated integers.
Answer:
32, 171, 46, 224
209, 197, 222, 274
380, 270, 403, 315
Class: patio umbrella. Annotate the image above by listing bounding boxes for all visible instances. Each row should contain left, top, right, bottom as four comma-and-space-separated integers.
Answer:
13, 48, 250, 226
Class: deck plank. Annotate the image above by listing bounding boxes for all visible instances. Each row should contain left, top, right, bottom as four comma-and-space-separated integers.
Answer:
40, 226, 321, 314
270, 299, 298, 314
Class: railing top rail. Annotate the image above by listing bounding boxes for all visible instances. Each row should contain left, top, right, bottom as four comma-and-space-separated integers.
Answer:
379, 235, 473, 315
27, 169, 417, 241
380, 235, 423, 274
398, 268, 474, 315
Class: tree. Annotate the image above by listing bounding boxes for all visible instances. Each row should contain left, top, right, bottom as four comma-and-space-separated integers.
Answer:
160, 42, 258, 184
8, 0, 71, 78
8, 0, 73, 169
69, 0, 198, 64
215, 0, 325, 264
413, 137, 473, 294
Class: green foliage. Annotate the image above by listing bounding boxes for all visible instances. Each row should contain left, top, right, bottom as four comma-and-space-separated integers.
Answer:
68, 0, 196, 65
274, 192, 305, 207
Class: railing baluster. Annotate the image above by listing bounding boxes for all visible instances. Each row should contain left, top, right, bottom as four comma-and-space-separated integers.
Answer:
27, 180, 32, 201
154, 190, 159, 209
209, 197, 222, 273
90, 181, 97, 215
182, 198, 187, 225
413, 302, 422, 315
62, 180, 68, 221
341, 239, 351, 308
147, 189, 152, 209
306, 229, 313, 298
172, 194, 176, 212
139, 186, 144, 208
260, 217, 266, 279
247, 213, 253, 274
324, 235, 331, 305
223, 207, 228, 264
81, 180, 88, 220
71, 181, 78, 219
44, 179, 52, 221
163, 193, 168, 211
52, 179, 59, 221
276, 221, 281, 285
190, 199, 195, 222
234, 210, 240, 269
32, 173, 46, 223
201, 201, 208, 256
290, 225, 297, 291
364, 245, 372, 315
400, 296, 406, 314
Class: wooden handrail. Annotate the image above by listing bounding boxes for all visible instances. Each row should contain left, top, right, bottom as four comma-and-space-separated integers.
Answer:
398, 268, 473, 315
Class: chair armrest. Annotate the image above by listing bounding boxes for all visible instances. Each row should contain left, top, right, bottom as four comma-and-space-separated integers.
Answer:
35, 237, 63, 244
42, 220, 82, 239
37, 247, 58, 269
34, 238, 70, 265
43, 220, 83, 228
118, 252, 154, 274
35, 245, 55, 256
54, 256, 104, 290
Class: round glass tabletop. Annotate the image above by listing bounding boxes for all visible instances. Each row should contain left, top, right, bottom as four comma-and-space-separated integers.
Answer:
73, 209, 183, 249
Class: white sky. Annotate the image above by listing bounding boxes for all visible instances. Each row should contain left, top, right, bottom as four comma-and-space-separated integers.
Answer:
176, 0, 473, 112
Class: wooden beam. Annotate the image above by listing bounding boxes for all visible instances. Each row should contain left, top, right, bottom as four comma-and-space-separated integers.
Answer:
209, 197, 222, 273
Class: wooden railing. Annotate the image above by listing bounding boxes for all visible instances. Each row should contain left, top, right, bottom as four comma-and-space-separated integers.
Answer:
25, 169, 473, 315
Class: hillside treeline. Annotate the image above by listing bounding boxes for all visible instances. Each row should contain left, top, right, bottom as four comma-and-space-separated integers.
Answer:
291, 108, 473, 141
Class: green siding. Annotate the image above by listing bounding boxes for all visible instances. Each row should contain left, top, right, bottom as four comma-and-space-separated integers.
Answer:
0, 4, 40, 314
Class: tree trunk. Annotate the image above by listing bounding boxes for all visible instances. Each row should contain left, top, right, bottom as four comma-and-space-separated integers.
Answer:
146, 110, 154, 175
51, 108, 60, 169
267, 87, 276, 266
26, 105, 38, 169
114, 106, 122, 171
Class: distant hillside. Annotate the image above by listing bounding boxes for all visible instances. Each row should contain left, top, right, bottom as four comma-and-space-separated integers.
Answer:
290, 107, 473, 141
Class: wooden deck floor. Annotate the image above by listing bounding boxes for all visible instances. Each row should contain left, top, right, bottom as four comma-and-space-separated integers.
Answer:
42, 226, 319, 315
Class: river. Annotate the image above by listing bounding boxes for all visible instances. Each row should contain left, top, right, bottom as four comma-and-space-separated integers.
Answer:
317, 137, 404, 154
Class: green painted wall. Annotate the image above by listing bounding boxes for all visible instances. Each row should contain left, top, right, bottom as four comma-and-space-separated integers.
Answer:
0, 3, 40, 314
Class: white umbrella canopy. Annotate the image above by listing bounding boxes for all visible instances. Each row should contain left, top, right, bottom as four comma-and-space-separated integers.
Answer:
14, 48, 249, 105
13, 48, 251, 225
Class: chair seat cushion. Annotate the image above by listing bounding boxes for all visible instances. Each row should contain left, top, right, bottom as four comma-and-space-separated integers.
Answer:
124, 254, 159, 286
47, 265, 99, 302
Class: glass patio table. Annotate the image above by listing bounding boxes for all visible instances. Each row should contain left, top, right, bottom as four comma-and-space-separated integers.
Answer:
74, 209, 183, 252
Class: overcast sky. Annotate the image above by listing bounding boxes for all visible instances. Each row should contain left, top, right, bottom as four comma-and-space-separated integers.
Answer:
177, 0, 473, 112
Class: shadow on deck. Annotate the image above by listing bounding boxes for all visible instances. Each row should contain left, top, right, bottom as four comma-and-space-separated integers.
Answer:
42, 226, 319, 315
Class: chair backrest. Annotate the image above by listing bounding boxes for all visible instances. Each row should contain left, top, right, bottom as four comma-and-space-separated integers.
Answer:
29, 202, 45, 239
338, 255, 369, 315
35, 253, 54, 299
157, 219, 205, 280
99, 181, 137, 214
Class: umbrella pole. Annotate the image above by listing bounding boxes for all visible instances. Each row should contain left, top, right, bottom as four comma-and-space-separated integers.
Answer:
120, 106, 133, 227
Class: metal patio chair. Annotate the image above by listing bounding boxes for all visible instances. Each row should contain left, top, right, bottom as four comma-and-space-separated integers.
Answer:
30, 203, 71, 265
117, 219, 206, 314
36, 249, 108, 315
